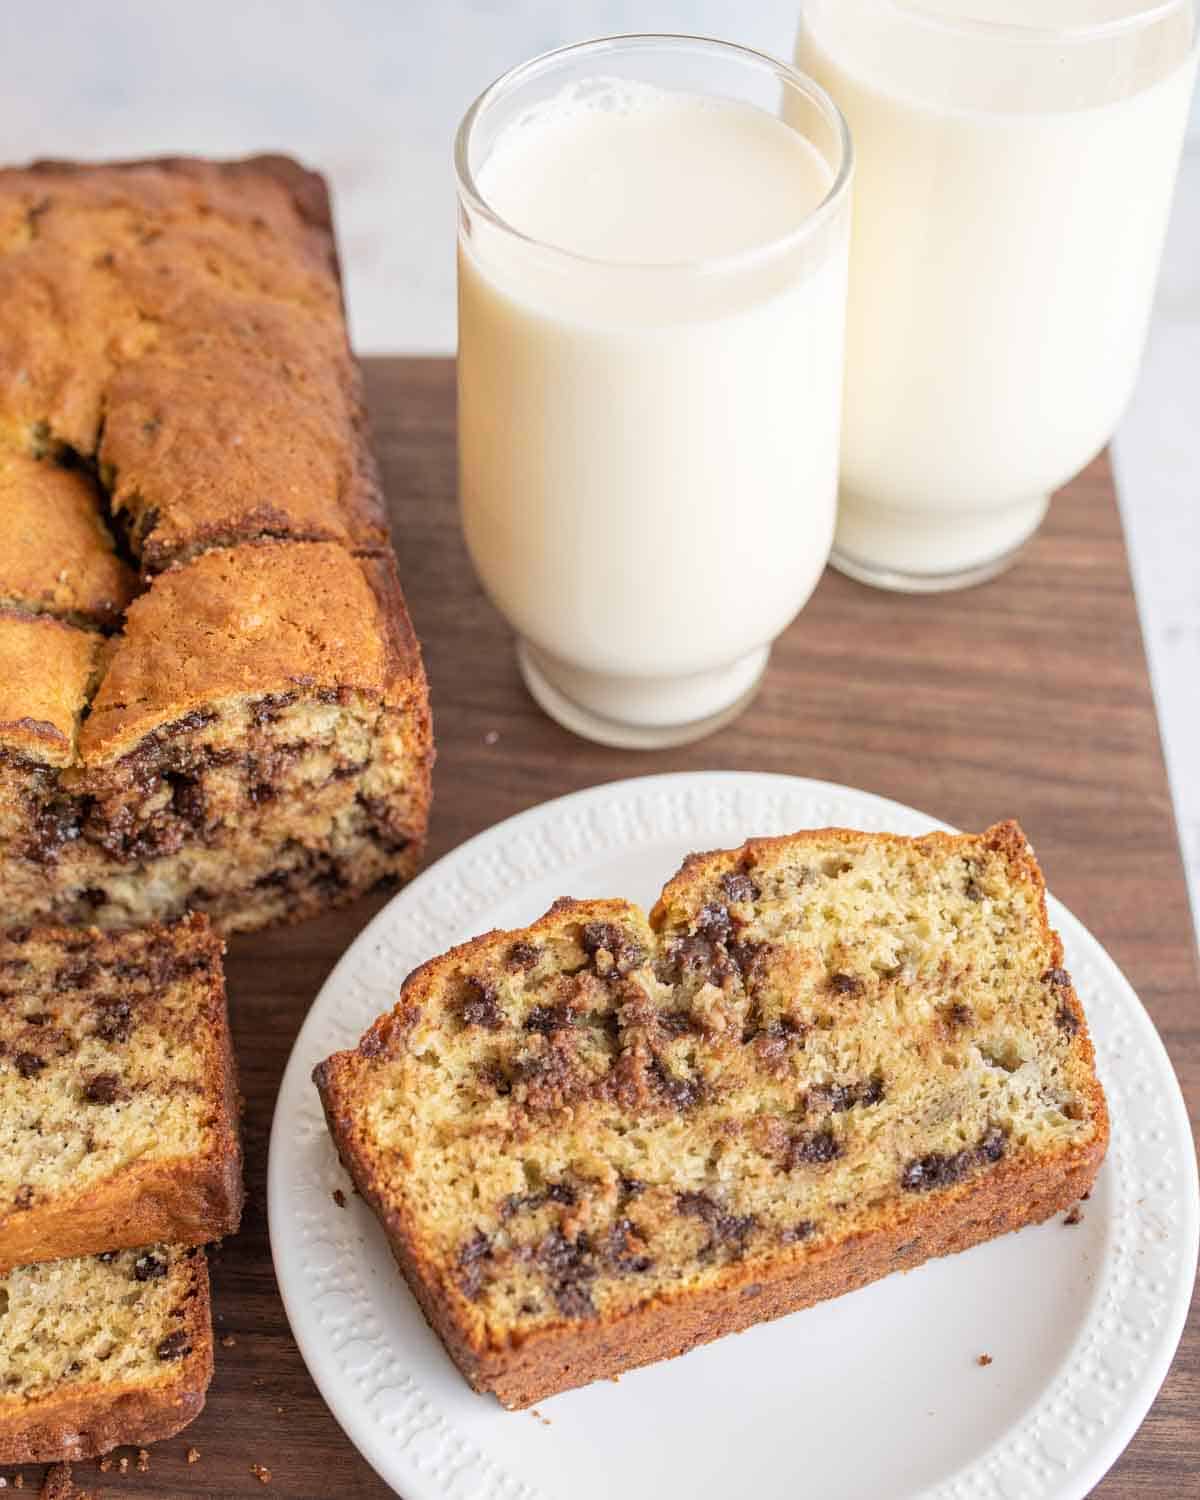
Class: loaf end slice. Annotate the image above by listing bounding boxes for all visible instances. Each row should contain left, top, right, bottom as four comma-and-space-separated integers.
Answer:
315, 823, 1108, 1408
0, 914, 242, 1269
0, 1243, 212, 1463
1, 540, 431, 933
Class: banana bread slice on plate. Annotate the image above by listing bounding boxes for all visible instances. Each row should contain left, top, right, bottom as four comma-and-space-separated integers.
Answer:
0, 913, 242, 1270
0, 1243, 211, 1463
314, 820, 1108, 1408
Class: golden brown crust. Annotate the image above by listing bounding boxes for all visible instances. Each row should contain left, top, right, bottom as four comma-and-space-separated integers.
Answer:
0, 1156, 241, 1275
0, 613, 103, 765
79, 541, 419, 763
0, 1380, 207, 1467
0, 1248, 212, 1464
100, 331, 343, 560
363, 550, 436, 865
359, 550, 425, 706
316, 823, 1109, 1409
0, 914, 243, 1270
0, 453, 135, 628
0, 153, 387, 567
0, 158, 336, 443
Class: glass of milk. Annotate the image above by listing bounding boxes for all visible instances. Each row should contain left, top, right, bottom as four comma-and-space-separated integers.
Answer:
796, 0, 1198, 591
455, 35, 852, 748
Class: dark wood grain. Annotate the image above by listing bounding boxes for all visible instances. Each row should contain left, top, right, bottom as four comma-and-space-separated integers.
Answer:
12, 357, 1196, 1499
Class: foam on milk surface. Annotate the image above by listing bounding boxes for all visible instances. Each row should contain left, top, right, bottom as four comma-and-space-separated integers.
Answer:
475, 79, 833, 265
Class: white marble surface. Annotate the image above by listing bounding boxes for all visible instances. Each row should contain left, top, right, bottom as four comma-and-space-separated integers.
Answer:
1, 1, 1197, 944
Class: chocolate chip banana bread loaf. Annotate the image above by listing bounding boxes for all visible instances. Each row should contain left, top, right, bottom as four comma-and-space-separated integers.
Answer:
0, 156, 432, 933
0, 1243, 212, 1463
315, 821, 1108, 1408
0, 914, 242, 1270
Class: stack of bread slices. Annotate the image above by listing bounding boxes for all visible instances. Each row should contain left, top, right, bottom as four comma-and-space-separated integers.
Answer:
0, 914, 243, 1468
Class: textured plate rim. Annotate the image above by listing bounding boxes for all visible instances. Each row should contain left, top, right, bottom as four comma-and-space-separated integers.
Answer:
268, 771, 1199, 1500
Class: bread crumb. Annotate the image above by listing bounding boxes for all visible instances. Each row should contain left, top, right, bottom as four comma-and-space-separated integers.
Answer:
221, 1334, 237, 1347
1064, 1205, 1084, 1226
529, 1407, 551, 1426
39, 1467, 102, 1500
137, 1448, 150, 1472
117, 1457, 129, 1474
42, 1458, 102, 1500
97, 1459, 112, 1474
250, 1464, 272, 1485
976, 1353, 993, 1367
186, 1448, 201, 1465
483, 729, 500, 746
332, 1188, 346, 1208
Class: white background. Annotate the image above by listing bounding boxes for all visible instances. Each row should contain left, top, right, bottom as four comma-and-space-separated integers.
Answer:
1, 1, 1196, 945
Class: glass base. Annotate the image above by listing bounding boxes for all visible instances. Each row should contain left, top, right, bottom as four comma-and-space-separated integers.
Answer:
517, 640, 768, 750
831, 493, 1050, 594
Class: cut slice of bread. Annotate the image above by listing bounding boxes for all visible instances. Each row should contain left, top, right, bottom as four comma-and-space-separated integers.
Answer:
315, 821, 1109, 1408
0, 914, 242, 1270
0, 1244, 212, 1463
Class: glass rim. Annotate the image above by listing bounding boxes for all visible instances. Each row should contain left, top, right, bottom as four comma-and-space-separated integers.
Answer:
453, 32, 854, 277
861, 0, 1192, 44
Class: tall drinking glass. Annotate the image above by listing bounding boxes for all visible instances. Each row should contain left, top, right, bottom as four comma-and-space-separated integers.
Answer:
796, 1, 1197, 591
456, 35, 852, 748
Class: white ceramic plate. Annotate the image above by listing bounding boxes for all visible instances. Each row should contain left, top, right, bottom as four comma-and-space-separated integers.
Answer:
268, 773, 1197, 1500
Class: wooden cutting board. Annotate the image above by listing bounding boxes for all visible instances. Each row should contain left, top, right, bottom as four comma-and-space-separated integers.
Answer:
14, 358, 1195, 1499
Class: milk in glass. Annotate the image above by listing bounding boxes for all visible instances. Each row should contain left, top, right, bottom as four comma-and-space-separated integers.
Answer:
796, 0, 1196, 586
457, 53, 850, 745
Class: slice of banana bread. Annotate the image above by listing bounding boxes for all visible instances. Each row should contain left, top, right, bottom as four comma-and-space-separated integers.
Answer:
0, 914, 242, 1270
315, 821, 1109, 1408
0, 1244, 212, 1463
